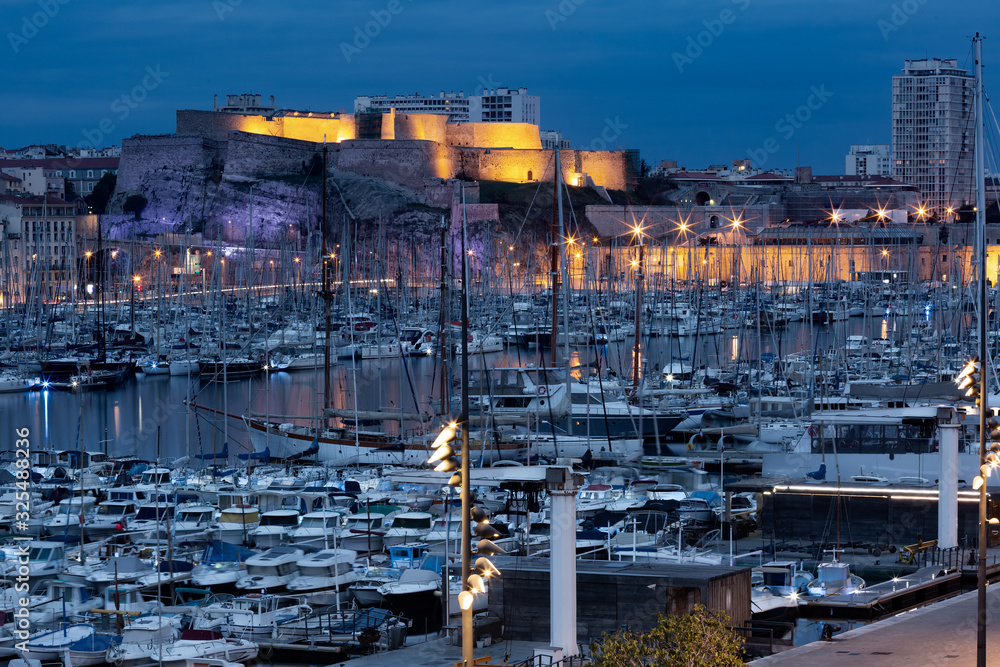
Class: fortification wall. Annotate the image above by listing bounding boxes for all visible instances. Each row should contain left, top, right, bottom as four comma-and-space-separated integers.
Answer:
177, 110, 354, 144
177, 110, 281, 141
117, 135, 224, 190
446, 122, 541, 149
451, 201, 499, 226
224, 131, 322, 179
459, 148, 627, 191
281, 115, 349, 143
336, 139, 453, 189
394, 113, 448, 144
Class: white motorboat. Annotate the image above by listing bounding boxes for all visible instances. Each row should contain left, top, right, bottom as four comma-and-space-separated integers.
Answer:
214, 505, 260, 545
43, 496, 98, 533
236, 545, 305, 592
377, 568, 440, 606
285, 548, 360, 605
349, 566, 401, 607
87, 500, 138, 537
0, 541, 66, 579
173, 505, 217, 537
249, 509, 300, 548
196, 594, 311, 639
150, 629, 258, 666
288, 510, 344, 546
806, 561, 865, 597
26, 579, 99, 624
382, 511, 434, 546
336, 512, 387, 552
107, 614, 183, 667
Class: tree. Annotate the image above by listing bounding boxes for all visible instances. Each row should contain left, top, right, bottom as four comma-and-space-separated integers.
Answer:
123, 194, 148, 219
590, 605, 745, 667
85, 173, 117, 214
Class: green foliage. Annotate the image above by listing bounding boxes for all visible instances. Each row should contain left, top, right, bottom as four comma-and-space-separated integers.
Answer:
85, 173, 117, 214
123, 194, 148, 219
590, 604, 745, 667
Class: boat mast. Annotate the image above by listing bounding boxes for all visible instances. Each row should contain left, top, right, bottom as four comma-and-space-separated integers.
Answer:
321, 142, 332, 429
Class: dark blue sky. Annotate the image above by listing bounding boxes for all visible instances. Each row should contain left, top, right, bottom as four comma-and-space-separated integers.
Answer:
2, 0, 997, 173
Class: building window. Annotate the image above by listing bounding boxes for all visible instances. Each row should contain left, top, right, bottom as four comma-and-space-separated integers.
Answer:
87, 170, 93, 178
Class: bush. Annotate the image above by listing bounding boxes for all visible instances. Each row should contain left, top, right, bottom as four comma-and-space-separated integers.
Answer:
590, 604, 745, 667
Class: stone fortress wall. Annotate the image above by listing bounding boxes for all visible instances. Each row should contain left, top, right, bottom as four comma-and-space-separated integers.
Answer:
123, 109, 630, 200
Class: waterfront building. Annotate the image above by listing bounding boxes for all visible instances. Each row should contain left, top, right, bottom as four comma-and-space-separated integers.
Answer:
0, 194, 81, 303
0, 157, 118, 197
845, 144, 892, 177
891, 58, 974, 217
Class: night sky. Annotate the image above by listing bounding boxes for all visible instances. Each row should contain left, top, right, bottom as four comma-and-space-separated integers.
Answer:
2, 0, 997, 173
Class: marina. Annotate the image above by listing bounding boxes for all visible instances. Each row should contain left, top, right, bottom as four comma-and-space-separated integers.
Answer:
3, 6, 1000, 664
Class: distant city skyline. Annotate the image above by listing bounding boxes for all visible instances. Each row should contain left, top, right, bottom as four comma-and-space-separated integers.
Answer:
1, 0, 997, 174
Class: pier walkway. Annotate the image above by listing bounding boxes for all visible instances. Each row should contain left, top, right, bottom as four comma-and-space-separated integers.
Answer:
752, 583, 1000, 665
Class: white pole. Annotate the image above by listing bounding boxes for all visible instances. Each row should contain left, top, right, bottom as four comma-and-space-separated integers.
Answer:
550, 481, 578, 657
938, 421, 959, 549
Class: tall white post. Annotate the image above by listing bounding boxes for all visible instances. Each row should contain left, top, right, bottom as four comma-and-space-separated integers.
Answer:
937, 422, 959, 550
549, 478, 578, 657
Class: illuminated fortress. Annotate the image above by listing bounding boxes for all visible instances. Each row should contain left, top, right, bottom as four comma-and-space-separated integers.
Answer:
162, 98, 630, 192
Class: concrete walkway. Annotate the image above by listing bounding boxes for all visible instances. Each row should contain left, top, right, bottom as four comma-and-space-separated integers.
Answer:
753, 583, 1000, 666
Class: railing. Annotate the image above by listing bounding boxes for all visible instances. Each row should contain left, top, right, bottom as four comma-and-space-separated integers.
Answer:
507, 654, 590, 667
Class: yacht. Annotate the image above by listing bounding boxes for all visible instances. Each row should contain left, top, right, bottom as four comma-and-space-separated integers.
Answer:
249, 509, 301, 548
285, 548, 361, 605
383, 512, 434, 546
288, 510, 344, 547
236, 545, 305, 593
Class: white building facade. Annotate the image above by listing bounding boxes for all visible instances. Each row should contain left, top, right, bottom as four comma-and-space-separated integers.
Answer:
891, 59, 974, 217
846, 144, 892, 177
355, 91, 470, 123
354, 87, 540, 125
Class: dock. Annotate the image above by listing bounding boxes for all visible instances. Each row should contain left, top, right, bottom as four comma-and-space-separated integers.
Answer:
752, 582, 1000, 665
799, 565, 964, 620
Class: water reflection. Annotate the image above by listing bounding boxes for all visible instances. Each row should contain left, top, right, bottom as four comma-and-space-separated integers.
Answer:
0, 317, 941, 461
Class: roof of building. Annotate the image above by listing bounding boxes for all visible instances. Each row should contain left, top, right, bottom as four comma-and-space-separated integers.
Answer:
812, 174, 911, 188
0, 157, 119, 170
758, 224, 923, 242
0, 173, 21, 182
0, 193, 74, 206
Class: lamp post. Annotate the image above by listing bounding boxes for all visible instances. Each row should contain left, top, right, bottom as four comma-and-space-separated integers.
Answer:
972, 33, 987, 667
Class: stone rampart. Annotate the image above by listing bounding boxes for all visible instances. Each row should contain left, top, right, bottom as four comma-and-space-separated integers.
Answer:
446, 122, 541, 149
223, 132, 322, 180
117, 135, 224, 191
336, 140, 453, 189
458, 148, 626, 191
